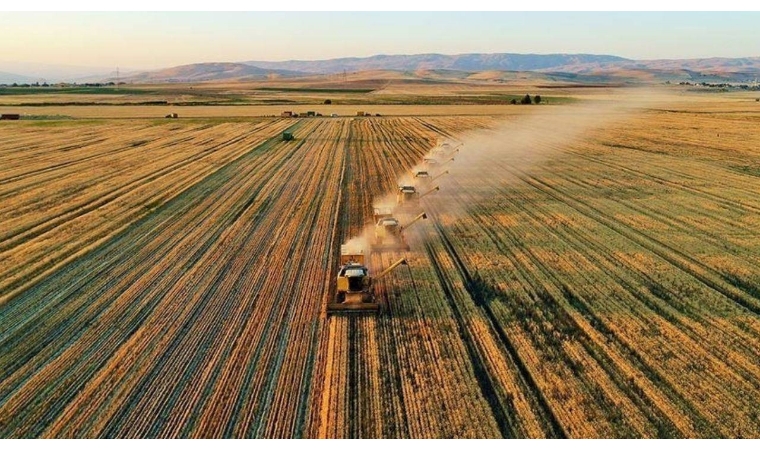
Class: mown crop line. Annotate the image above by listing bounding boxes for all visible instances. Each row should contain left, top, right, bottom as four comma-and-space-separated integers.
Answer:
466, 151, 752, 428
428, 214, 567, 438
427, 169, 684, 436
0, 127, 259, 248
510, 169, 760, 316
0, 123, 292, 312
567, 146, 760, 216
0, 124, 202, 202
0, 121, 295, 303
1, 122, 302, 424
101, 123, 319, 437
422, 240, 516, 438
480, 166, 748, 436
0, 124, 198, 188
493, 162, 760, 373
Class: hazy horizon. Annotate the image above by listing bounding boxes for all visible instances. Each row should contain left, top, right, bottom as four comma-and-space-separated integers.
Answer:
1, 11, 759, 72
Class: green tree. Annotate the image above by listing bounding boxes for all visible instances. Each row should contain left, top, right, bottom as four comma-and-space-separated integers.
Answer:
534, 95, 542, 104
520, 94, 532, 105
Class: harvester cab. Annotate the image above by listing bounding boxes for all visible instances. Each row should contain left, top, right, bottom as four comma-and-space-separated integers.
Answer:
328, 244, 408, 315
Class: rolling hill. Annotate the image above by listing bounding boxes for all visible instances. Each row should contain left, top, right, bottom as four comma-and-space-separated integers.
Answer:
119, 62, 307, 83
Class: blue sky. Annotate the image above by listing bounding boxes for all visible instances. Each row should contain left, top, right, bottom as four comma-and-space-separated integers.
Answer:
0, 12, 758, 69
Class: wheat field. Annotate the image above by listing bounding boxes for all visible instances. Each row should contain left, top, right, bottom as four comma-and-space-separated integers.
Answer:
1, 92, 759, 437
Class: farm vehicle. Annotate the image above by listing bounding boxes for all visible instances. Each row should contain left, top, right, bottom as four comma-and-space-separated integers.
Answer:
327, 245, 408, 314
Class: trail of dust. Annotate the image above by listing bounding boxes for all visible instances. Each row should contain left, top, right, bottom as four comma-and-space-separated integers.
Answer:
421, 88, 667, 222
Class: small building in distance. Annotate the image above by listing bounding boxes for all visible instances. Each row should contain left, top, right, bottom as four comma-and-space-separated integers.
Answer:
281, 111, 293, 118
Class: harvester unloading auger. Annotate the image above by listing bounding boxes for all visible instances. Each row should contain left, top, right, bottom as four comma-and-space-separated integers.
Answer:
371, 211, 428, 251
430, 170, 449, 183
327, 245, 408, 314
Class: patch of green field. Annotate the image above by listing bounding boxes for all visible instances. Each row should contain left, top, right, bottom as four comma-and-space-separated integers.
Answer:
0, 87, 154, 96
253, 87, 376, 94
10, 118, 106, 127
371, 94, 577, 105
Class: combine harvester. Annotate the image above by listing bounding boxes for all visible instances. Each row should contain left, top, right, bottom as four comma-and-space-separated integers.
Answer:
413, 169, 449, 187
424, 140, 460, 168
423, 157, 439, 168
327, 245, 408, 314
424, 155, 456, 169
413, 169, 430, 181
396, 184, 439, 209
432, 139, 463, 158
371, 208, 428, 252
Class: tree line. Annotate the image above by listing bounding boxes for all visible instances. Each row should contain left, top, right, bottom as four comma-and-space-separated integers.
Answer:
510, 94, 542, 105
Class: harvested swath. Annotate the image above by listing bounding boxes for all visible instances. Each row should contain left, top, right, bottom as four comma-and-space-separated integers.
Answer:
0, 119, 293, 305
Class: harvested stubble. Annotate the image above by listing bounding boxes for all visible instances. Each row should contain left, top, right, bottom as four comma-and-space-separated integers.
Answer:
1, 107, 760, 438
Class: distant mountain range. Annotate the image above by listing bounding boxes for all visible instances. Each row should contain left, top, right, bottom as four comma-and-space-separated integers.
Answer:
0, 70, 39, 84
0, 61, 124, 84
114, 53, 760, 84
2, 53, 760, 84
243, 53, 630, 73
